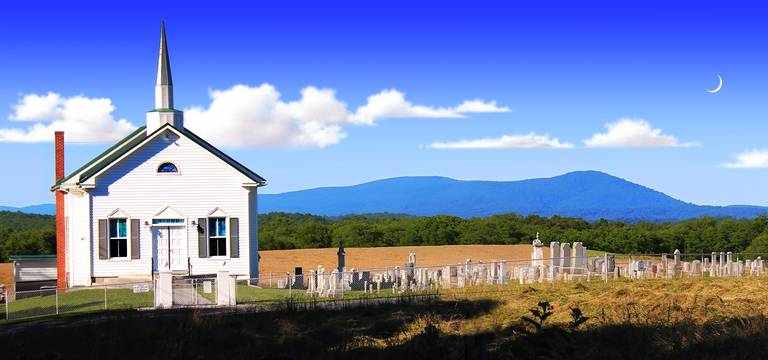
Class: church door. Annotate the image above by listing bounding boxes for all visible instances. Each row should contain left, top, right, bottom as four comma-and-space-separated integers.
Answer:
152, 226, 188, 273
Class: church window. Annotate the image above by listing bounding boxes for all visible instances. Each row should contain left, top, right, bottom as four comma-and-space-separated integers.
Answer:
208, 218, 227, 257
109, 218, 128, 258
157, 162, 178, 173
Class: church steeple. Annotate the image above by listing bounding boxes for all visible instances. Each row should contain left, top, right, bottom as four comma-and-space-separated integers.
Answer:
146, 21, 184, 133
156, 20, 173, 109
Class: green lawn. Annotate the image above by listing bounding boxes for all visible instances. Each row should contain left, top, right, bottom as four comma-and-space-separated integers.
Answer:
236, 285, 438, 305
2, 288, 153, 322
195, 281, 217, 303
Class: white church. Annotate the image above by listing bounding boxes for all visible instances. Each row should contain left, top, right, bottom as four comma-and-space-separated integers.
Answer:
51, 23, 265, 288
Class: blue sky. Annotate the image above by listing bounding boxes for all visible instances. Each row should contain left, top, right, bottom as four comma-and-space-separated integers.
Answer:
1, 1, 767, 207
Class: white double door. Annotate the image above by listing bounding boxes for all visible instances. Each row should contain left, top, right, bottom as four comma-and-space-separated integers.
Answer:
152, 226, 187, 272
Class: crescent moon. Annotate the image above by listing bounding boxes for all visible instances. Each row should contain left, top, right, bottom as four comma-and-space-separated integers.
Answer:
707, 75, 723, 93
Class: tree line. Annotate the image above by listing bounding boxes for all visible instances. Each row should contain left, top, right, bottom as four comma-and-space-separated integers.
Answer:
0, 211, 56, 262
3, 210, 768, 262
259, 212, 768, 255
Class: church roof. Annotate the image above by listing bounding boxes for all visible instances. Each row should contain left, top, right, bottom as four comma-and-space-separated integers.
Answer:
51, 124, 266, 190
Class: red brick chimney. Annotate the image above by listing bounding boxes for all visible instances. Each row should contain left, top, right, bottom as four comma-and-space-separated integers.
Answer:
55, 131, 67, 289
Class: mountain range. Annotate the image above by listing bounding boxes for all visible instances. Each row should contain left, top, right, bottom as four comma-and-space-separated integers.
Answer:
4, 171, 767, 222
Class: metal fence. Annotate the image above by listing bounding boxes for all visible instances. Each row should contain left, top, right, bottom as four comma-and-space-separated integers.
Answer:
171, 277, 217, 306
2, 251, 766, 323
2, 281, 154, 322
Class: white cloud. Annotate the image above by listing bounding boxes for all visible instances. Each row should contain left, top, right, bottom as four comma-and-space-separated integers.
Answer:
348, 89, 510, 125
722, 149, 768, 168
584, 118, 699, 148
184, 84, 347, 148
452, 100, 511, 113
0, 92, 136, 143
1, 85, 509, 147
428, 132, 573, 149
185, 85, 510, 147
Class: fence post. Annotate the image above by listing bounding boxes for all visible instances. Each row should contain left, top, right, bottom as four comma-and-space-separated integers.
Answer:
55, 289, 59, 315
288, 275, 292, 300
4, 287, 8, 320
104, 286, 108, 310
604, 253, 608, 283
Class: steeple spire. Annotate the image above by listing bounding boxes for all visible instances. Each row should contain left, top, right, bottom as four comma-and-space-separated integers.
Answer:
156, 20, 174, 109
147, 21, 183, 133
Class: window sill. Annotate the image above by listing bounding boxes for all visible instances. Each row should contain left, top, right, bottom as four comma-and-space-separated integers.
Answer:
106, 258, 132, 262
208, 256, 231, 260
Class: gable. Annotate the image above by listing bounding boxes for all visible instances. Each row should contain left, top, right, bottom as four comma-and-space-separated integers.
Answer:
52, 124, 266, 190
154, 206, 185, 219
85, 127, 262, 188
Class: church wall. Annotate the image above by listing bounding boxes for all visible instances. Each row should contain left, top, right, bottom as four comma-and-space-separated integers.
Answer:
65, 189, 93, 286
89, 129, 252, 279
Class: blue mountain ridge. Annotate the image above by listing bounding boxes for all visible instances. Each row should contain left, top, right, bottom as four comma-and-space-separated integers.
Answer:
5, 171, 767, 221
258, 171, 768, 221
0, 204, 57, 216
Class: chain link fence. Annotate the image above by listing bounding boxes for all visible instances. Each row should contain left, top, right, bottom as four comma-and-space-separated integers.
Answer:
2, 281, 154, 322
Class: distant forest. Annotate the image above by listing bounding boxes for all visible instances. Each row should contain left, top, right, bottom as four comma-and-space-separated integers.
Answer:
2, 211, 768, 262
259, 212, 768, 255
0, 211, 56, 263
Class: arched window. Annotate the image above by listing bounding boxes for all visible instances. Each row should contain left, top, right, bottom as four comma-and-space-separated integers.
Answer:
157, 162, 178, 173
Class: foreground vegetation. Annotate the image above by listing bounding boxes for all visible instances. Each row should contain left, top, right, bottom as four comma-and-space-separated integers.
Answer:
4, 210, 768, 262
2, 276, 767, 359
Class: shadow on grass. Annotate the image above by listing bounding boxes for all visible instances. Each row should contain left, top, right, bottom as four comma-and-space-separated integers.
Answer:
0, 298, 499, 360
377, 314, 768, 360
2, 298, 768, 360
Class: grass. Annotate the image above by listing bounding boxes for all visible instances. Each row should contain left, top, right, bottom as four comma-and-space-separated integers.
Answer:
194, 280, 217, 303
3, 276, 768, 358
2, 288, 153, 322
236, 285, 438, 304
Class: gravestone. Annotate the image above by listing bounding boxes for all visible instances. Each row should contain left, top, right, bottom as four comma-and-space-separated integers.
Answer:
293, 267, 304, 289
550, 241, 561, 279
560, 243, 572, 274
572, 242, 585, 274
531, 233, 544, 267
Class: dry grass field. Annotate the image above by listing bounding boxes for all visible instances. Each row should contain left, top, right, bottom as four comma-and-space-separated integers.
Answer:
5, 276, 768, 359
259, 244, 551, 275
0, 263, 13, 288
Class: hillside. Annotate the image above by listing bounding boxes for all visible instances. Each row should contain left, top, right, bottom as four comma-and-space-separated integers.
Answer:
0, 204, 56, 216
260, 171, 767, 221
8, 171, 768, 221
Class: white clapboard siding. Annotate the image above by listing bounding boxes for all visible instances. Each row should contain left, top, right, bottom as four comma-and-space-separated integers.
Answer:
89, 129, 256, 278
66, 190, 93, 286
15, 259, 57, 282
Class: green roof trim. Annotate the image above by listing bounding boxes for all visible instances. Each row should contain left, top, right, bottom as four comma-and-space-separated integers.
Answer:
10, 254, 57, 260
147, 108, 183, 113
52, 126, 147, 189
52, 124, 266, 189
